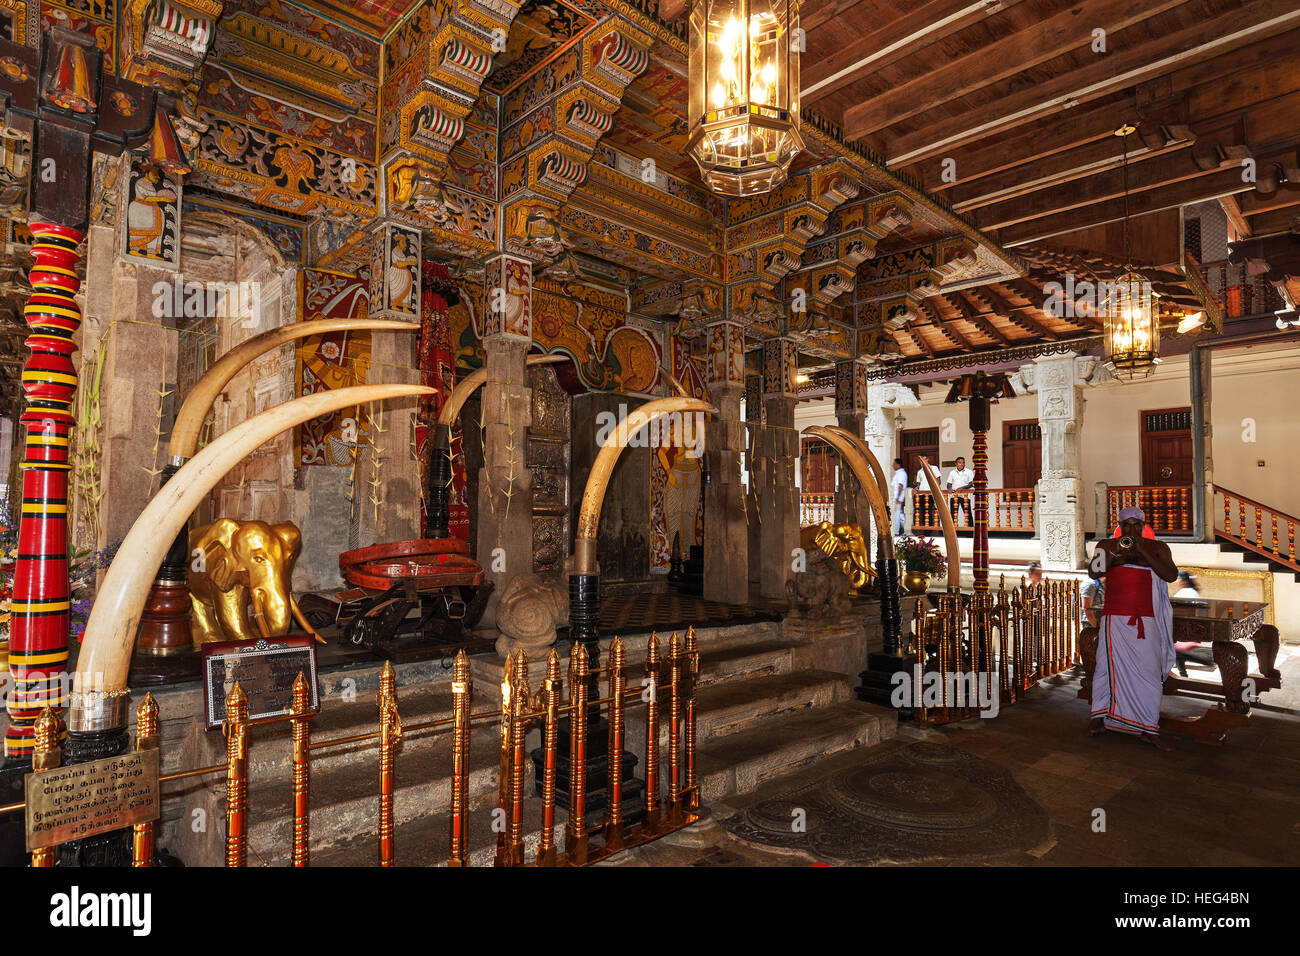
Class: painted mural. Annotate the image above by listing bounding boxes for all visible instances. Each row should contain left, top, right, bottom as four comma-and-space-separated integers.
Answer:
450, 278, 665, 396
296, 267, 372, 467
120, 157, 180, 268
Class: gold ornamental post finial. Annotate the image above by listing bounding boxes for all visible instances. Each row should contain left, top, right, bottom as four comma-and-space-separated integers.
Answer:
290, 671, 311, 868
684, 626, 699, 812
564, 643, 590, 865
643, 633, 662, 835
133, 693, 160, 867
603, 636, 627, 852
30, 708, 63, 867
667, 631, 683, 825
377, 661, 401, 867
537, 649, 562, 867
224, 682, 249, 867
448, 650, 472, 867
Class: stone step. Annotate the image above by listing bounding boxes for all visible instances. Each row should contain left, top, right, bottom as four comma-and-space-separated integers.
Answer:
624, 669, 853, 748
245, 686, 497, 783
695, 700, 896, 803
307, 788, 594, 868
245, 721, 519, 865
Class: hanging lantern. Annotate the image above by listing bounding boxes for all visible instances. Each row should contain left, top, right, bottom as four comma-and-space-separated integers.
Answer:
1104, 270, 1160, 376
687, 0, 803, 197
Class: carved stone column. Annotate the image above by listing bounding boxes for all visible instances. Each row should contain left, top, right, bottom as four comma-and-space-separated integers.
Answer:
833, 359, 868, 527
703, 320, 747, 604
759, 338, 799, 599
1032, 353, 1087, 571
476, 256, 534, 626
745, 370, 764, 587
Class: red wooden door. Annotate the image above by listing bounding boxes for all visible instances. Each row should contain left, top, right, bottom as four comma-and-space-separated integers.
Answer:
1002, 419, 1041, 487
1140, 408, 1193, 485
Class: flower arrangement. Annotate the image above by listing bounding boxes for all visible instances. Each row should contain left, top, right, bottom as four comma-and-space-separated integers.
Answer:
0, 492, 120, 644
894, 535, 947, 576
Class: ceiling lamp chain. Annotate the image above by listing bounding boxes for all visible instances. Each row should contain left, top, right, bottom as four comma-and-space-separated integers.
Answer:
687, 0, 804, 197
1104, 122, 1160, 378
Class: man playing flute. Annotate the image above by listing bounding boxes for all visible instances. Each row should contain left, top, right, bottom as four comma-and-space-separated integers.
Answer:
1086, 506, 1181, 750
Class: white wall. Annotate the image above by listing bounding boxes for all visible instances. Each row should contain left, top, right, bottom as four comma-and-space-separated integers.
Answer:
794, 342, 1300, 526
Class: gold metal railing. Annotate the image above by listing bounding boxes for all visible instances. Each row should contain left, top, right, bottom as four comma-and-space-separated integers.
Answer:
799, 492, 835, 526
907, 576, 1080, 723
12, 631, 702, 868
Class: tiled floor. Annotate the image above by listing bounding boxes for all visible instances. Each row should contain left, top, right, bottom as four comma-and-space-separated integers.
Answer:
609, 644, 1300, 867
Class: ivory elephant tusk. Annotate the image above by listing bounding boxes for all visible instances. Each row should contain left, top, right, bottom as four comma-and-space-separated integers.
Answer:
574, 396, 715, 574
291, 595, 325, 645
169, 319, 421, 460
73, 384, 435, 724
918, 456, 962, 590
436, 354, 566, 427
824, 425, 891, 506
805, 426, 894, 559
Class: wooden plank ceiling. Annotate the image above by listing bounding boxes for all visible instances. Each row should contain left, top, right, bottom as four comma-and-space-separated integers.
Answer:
802, 0, 1300, 249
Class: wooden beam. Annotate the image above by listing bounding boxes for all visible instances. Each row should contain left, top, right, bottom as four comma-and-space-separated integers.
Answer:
1220, 196, 1253, 239
998, 167, 1258, 246
919, 299, 976, 351
918, 101, 1130, 191
884, 0, 1300, 167
1241, 206, 1300, 236
802, 0, 870, 33
972, 145, 1250, 231
950, 125, 1196, 212
974, 285, 1059, 342
802, 0, 1028, 103
949, 291, 1012, 346
843, 0, 1187, 140
1240, 185, 1300, 217
903, 325, 936, 358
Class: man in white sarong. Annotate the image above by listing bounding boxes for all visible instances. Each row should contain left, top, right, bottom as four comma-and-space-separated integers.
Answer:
1087, 506, 1180, 750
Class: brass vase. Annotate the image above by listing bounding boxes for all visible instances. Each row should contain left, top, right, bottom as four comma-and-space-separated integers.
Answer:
902, 568, 932, 595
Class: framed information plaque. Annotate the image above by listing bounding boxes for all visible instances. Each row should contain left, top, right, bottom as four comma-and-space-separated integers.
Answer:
201, 636, 320, 730
26, 749, 160, 851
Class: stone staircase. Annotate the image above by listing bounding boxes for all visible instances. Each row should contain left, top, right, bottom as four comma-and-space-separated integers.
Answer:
152, 617, 895, 866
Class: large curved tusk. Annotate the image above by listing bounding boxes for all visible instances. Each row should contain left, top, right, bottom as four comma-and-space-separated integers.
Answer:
169, 319, 420, 459
805, 426, 893, 558
824, 425, 891, 505
918, 456, 962, 590
436, 353, 566, 427
574, 396, 715, 574
74, 384, 435, 717
290, 595, 325, 645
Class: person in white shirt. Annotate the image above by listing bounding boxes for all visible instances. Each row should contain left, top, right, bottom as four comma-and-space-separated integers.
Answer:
890, 458, 907, 535
945, 456, 975, 525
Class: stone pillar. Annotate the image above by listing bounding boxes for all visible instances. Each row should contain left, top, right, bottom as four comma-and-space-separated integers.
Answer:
1032, 354, 1087, 571
1191, 346, 1214, 542
758, 338, 799, 599
745, 370, 764, 587
477, 256, 534, 625
703, 320, 748, 604
833, 359, 868, 527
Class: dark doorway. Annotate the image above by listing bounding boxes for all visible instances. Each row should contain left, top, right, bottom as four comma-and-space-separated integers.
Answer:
1002, 419, 1041, 488
800, 437, 837, 494
901, 427, 940, 485
1140, 407, 1194, 485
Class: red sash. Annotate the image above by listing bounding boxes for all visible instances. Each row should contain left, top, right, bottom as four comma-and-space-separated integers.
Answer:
1104, 564, 1154, 639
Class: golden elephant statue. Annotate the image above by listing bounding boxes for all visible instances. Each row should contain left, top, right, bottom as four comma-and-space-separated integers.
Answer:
801, 521, 875, 595
188, 518, 322, 645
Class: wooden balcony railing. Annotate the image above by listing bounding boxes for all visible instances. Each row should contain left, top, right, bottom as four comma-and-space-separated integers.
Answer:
1105, 485, 1193, 535
800, 492, 835, 527
1214, 485, 1300, 573
912, 488, 1035, 533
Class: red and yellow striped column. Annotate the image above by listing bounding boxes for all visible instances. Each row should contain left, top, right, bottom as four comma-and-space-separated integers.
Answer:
4, 222, 83, 761
972, 427, 989, 592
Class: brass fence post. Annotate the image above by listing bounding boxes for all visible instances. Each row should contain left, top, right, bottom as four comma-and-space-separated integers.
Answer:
496, 651, 514, 865
537, 650, 561, 866
667, 631, 682, 826
448, 650, 471, 867
133, 693, 159, 867
684, 626, 699, 811
507, 652, 530, 867
30, 707, 62, 868
642, 633, 661, 835
377, 661, 401, 867
290, 671, 311, 867
564, 643, 589, 865
224, 682, 248, 868
603, 637, 626, 852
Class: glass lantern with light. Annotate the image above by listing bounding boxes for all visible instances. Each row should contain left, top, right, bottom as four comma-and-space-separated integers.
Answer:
687, 0, 803, 197
1104, 270, 1160, 377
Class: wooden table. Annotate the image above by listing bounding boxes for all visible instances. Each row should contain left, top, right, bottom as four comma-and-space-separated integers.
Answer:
1079, 600, 1282, 745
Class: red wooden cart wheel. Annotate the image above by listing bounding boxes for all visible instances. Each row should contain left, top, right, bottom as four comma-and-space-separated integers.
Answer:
339, 538, 484, 591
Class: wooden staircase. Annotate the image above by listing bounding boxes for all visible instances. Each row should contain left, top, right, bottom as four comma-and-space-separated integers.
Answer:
1214, 485, 1300, 581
